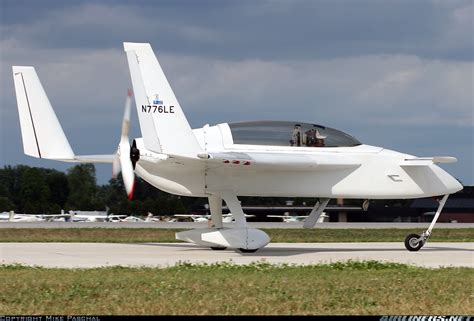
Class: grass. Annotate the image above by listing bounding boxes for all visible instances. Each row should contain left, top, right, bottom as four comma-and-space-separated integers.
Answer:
0, 261, 472, 315
0, 228, 472, 243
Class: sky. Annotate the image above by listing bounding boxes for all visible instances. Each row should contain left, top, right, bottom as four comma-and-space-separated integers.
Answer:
0, 0, 473, 186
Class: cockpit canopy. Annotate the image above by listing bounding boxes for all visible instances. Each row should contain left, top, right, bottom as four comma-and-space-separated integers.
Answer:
228, 121, 361, 147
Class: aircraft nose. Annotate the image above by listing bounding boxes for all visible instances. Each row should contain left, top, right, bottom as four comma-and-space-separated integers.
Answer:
438, 166, 463, 194
448, 175, 463, 193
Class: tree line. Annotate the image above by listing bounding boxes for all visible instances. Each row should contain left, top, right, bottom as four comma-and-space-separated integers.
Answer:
0, 164, 299, 216
1, 164, 410, 217
0, 164, 203, 215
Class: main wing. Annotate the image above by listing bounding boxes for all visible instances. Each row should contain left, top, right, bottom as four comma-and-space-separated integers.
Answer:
200, 152, 361, 171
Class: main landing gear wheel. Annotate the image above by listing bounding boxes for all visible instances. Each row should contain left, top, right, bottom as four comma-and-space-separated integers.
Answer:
239, 248, 259, 253
211, 247, 227, 251
404, 233, 424, 252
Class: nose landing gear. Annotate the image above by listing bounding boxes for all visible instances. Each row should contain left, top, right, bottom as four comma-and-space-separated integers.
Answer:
404, 194, 449, 252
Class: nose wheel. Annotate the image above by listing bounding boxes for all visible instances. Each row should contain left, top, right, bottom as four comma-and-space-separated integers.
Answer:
404, 233, 424, 251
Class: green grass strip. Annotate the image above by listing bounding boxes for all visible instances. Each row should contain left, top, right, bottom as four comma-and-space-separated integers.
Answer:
0, 228, 472, 242
0, 261, 472, 315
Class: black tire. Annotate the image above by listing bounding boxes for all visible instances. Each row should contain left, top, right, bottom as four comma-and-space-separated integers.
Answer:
210, 247, 227, 250
239, 248, 259, 253
404, 233, 423, 252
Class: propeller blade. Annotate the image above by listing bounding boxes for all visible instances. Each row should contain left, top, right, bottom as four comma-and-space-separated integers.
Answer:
120, 89, 132, 141
119, 141, 135, 200
112, 154, 121, 178
115, 89, 137, 200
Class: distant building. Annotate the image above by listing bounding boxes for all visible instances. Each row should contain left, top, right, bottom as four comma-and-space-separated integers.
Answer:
195, 186, 474, 223
409, 186, 474, 223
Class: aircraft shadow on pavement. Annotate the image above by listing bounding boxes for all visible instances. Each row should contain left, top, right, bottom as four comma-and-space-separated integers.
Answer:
132, 243, 472, 257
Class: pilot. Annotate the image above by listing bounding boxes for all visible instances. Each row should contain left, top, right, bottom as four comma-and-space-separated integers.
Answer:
290, 124, 302, 147
304, 129, 317, 147
314, 129, 327, 147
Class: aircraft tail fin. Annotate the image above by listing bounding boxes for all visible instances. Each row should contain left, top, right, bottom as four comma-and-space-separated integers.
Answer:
12, 66, 75, 160
123, 42, 203, 158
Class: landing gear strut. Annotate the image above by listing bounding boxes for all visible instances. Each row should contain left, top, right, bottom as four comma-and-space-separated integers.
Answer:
404, 194, 449, 252
175, 192, 270, 251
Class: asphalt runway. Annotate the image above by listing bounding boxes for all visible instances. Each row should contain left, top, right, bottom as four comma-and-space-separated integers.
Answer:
1, 242, 472, 268
1, 222, 473, 229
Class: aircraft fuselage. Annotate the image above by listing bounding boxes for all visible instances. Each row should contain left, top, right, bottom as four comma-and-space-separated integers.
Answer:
133, 122, 462, 199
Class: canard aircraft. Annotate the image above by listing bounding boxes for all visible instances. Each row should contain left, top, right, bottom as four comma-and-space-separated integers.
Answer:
12, 42, 462, 252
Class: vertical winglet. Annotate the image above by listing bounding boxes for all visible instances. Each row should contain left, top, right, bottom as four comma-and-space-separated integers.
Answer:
12, 66, 74, 160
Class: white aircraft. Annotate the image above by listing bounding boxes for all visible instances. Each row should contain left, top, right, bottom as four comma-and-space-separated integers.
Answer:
12, 42, 463, 252
174, 214, 211, 223
0, 211, 72, 222
174, 213, 254, 223
111, 215, 140, 222
107, 213, 160, 222
268, 212, 329, 223
145, 212, 161, 222
0, 211, 45, 222
66, 210, 111, 222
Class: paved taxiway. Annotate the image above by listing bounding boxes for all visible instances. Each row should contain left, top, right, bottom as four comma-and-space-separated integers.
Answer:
1, 222, 473, 229
1, 242, 472, 268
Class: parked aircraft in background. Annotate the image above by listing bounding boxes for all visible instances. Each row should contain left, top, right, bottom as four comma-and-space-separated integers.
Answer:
0, 211, 72, 222
69, 211, 160, 222
107, 215, 142, 222
67, 211, 110, 222
0, 210, 162, 223
174, 213, 254, 223
144, 212, 161, 222
268, 212, 329, 223
0, 212, 44, 222
13, 42, 462, 252
113, 213, 161, 222
174, 214, 210, 223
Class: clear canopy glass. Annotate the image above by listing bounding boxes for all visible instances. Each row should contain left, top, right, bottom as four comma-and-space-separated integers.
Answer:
228, 121, 361, 147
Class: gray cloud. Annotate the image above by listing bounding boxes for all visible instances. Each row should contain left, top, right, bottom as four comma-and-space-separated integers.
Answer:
0, 0, 472, 185
1, 0, 472, 60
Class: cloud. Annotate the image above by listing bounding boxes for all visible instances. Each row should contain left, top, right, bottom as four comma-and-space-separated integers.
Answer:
158, 54, 473, 128
1, 1, 472, 60
2, 36, 471, 126
0, 0, 472, 184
